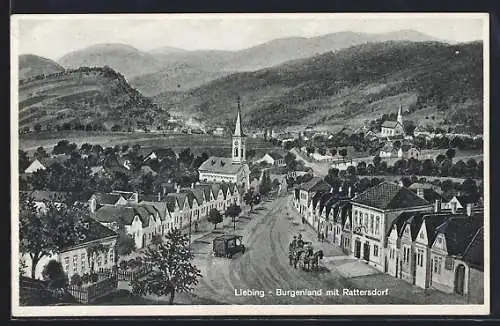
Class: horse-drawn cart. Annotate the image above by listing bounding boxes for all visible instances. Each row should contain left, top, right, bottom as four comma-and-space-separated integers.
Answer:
288, 238, 323, 271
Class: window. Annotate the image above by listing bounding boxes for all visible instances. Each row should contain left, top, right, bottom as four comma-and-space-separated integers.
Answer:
104, 251, 108, 265
373, 245, 379, 257
64, 257, 70, 272
81, 253, 86, 272
375, 216, 380, 235
404, 227, 410, 235
109, 249, 114, 265
369, 214, 374, 234
364, 214, 368, 227
437, 237, 442, 244
97, 254, 102, 267
419, 231, 424, 239
444, 258, 453, 270
73, 255, 78, 273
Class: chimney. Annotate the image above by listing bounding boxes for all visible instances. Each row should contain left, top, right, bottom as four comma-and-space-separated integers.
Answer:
348, 186, 352, 198
466, 203, 473, 217
354, 192, 358, 198
434, 199, 441, 213
134, 192, 139, 203
176, 185, 180, 193
158, 192, 161, 202
338, 186, 342, 193
330, 187, 334, 194
416, 188, 424, 198
191, 183, 194, 189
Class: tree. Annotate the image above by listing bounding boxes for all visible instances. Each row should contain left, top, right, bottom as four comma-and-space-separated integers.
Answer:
151, 234, 163, 248
346, 165, 357, 177
116, 232, 136, 256
208, 208, 223, 229
318, 147, 327, 156
356, 161, 367, 175
243, 188, 256, 212
373, 155, 381, 167
226, 204, 242, 230
259, 172, 272, 196
446, 148, 456, 160
19, 196, 91, 279
179, 148, 194, 166
130, 229, 202, 305
34, 146, 49, 160
42, 260, 68, 289
19, 150, 30, 172
329, 148, 337, 157
34, 123, 42, 132
339, 148, 348, 159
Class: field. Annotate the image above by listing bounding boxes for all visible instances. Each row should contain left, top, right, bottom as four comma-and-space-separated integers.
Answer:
19, 131, 281, 157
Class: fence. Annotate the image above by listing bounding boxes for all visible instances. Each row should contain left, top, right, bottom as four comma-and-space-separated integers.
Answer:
117, 264, 152, 282
67, 274, 118, 304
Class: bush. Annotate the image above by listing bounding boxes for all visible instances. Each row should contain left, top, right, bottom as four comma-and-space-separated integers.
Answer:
81, 273, 91, 284
119, 260, 128, 270
71, 274, 83, 287
90, 273, 99, 283
42, 260, 68, 289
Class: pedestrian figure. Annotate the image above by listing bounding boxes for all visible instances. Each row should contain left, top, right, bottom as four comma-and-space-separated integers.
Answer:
194, 221, 199, 232
321, 232, 325, 243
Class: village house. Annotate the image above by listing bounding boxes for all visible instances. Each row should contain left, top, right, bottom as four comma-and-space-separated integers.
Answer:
22, 218, 118, 280
21, 190, 75, 211
88, 192, 127, 213
254, 152, 285, 166
23, 155, 71, 174
198, 99, 250, 190
293, 177, 331, 216
429, 208, 483, 299
350, 182, 433, 271
442, 195, 478, 213
330, 158, 358, 171
91, 203, 163, 249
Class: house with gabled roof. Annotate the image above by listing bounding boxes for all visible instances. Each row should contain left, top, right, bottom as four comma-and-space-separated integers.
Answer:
22, 218, 118, 280
91, 203, 162, 249
295, 177, 331, 217
350, 181, 433, 271
88, 192, 128, 213
254, 152, 285, 166
429, 210, 483, 297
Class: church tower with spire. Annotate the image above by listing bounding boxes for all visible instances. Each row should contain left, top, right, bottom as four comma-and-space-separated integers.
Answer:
232, 96, 246, 164
397, 104, 404, 126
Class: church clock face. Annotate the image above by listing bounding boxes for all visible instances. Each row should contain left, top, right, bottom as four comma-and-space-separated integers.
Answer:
234, 140, 239, 146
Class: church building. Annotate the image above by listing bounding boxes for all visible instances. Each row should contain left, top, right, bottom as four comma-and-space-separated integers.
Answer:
198, 98, 251, 190
381, 105, 405, 137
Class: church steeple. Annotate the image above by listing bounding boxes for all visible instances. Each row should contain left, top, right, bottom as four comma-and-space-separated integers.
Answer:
397, 104, 404, 126
233, 96, 244, 137
232, 96, 246, 164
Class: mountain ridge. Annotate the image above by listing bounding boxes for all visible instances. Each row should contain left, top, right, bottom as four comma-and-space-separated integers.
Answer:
153, 40, 482, 133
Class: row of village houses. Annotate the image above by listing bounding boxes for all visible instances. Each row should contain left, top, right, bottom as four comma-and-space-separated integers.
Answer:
21, 181, 244, 280
293, 178, 484, 301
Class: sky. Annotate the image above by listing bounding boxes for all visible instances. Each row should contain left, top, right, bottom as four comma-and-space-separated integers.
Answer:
13, 13, 487, 61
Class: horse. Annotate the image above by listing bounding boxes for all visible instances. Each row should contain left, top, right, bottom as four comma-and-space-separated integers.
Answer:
301, 248, 314, 271
293, 249, 305, 269
310, 250, 324, 271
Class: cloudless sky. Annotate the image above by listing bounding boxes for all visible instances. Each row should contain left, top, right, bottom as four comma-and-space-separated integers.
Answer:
13, 13, 486, 61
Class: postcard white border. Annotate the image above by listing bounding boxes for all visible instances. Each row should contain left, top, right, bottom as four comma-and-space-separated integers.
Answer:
11, 12, 490, 317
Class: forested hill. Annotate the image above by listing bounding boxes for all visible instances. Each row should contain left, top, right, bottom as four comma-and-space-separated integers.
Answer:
19, 66, 168, 132
19, 54, 65, 80
156, 41, 483, 133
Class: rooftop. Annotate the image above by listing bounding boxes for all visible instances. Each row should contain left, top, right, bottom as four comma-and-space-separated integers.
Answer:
198, 156, 245, 174
352, 182, 430, 210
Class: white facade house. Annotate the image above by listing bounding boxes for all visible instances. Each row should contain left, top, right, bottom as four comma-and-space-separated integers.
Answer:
350, 182, 433, 271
